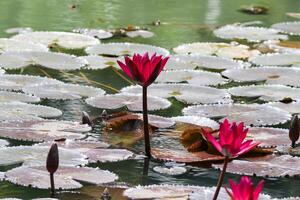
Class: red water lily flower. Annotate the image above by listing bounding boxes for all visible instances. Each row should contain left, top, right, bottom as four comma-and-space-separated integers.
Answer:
203, 119, 260, 158
226, 176, 265, 200
117, 53, 169, 87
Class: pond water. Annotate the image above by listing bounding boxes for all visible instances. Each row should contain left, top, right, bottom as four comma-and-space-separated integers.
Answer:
0, 0, 300, 199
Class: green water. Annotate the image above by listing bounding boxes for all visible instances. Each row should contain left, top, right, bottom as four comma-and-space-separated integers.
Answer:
0, 0, 300, 199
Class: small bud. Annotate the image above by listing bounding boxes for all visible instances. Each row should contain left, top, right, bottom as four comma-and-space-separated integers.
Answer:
289, 115, 300, 148
82, 111, 92, 126
101, 188, 111, 200
46, 143, 59, 174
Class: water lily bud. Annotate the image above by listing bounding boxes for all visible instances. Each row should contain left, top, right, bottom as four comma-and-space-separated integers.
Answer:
289, 115, 300, 148
82, 111, 92, 126
101, 188, 111, 200
46, 143, 59, 174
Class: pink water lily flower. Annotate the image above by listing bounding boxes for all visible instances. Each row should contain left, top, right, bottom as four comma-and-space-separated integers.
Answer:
203, 119, 260, 158
226, 176, 265, 200
117, 53, 169, 87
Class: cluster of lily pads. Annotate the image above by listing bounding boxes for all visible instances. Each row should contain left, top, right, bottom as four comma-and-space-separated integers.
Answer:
0, 19, 299, 199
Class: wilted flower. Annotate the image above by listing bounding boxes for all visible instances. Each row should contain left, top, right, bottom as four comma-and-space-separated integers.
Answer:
226, 176, 264, 200
202, 119, 260, 158
117, 53, 169, 87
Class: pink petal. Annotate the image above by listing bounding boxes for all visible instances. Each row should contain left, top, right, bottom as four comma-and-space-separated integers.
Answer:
117, 60, 133, 79
202, 129, 223, 154
236, 141, 260, 157
253, 180, 265, 200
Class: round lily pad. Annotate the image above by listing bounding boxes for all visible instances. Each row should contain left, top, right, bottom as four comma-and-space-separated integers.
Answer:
0, 91, 40, 103
153, 166, 187, 175
5, 27, 33, 34
73, 28, 113, 39
183, 103, 291, 126
85, 148, 135, 163
5, 166, 118, 189
0, 51, 87, 70
271, 21, 300, 35
85, 42, 169, 56
213, 24, 288, 42
12, 31, 100, 49
0, 74, 62, 91
23, 83, 105, 100
86, 93, 171, 111
121, 84, 232, 104
212, 155, 300, 177
0, 120, 91, 142
228, 85, 300, 102
268, 101, 300, 115
0, 38, 48, 53
173, 42, 260, 59
126, 30, 154, 38
136, 114, 175, 128
0, 139, 9, 147
81, 55, 119, 70
0, 102, 62, 121
0, 145, 87, 166
249, 53, 300, 67
222, 67, 300, 87
264, 40, 300, 54
163, 57, 197, 70
171, 116, 219, 130
155, 70, 227, 86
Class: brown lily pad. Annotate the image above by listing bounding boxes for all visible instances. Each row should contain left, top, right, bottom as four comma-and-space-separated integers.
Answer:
5, 166, 118, 189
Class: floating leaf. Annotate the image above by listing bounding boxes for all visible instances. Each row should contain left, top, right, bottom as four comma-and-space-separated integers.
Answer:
5, 27, 33, 34
155, 70, 227, 86
0, 51, 87, 70
271, 21, 300, 36
0, 38, 48, 53
0, 74, 62, 91
168, 54, 245, 70
123, 185, 218, 200
213, 24, 288, 42
264, 40, 300, 54
12, 31, 100, 49
222, 67, 300, 87
173, 42, 260, 59
0, 91, 40, 103
85, 42, 169, 56
5, 166, 118, 189
86, 93, 171, 111
248, 127, 290, 148
126, 30, 154, 38
81, 55, 119, 70
239, 5, 269, 15
249, 53, 300, 67
171, 116, 219, 130
183, 104, 291, 126
213, 155, 300, 177
268, 101, 300, 115
0, 102, 62, 121
73, 28, 113, 39
0, 145, 87, 166
163, 57, 196, 70
228, 85, 300, 102
0, 139, 9, 147
0, 120, 91, 142
276, 145, 300, 156
153, 165, 187, 175
85, 148, 135, 163
121, 84, 232, 104
24, 83, 105, 100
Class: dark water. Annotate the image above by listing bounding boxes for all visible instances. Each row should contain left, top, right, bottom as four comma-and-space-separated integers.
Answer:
0, 0, 300, 199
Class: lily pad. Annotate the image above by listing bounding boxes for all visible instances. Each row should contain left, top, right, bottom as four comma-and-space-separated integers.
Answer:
0, 139, 9, 147
0, 91, 40, 103
0, 102, 62, 121
249, 53, 300, 67
213, 24, 288, 42
12, 31, 100, 49
268, 101, 300, 115
85, 42, 169, 56
86, 93, 171, 111
0, 51, 87, 70
212, 155, 300, 177
286, 13, 300, 19
85, 148, 135, 163
0, 74, 62, 91
264, 40, 300, 54
169, 54, 245, 70
0, 38, 48, 53
155, 70, 227, 86
164, 57, 197, 70
5, 166, 118, 189
136, 114, 175, 129
171, 116, 219, 130
81, 55, 119, 70
23, 83, 105, 100
153, 165, 187, 175
183, 104, 291, 126
121, 84, 232, 104
228, 85, 300, 102
5, 27, 33, 34
73, 28, 113, 39
271, 21, 300, 36
0, 145, 87, 166
222, 67, 300, 87
126, 30, 154, 38
173, 42, 260, 59
0, 120, 91, 142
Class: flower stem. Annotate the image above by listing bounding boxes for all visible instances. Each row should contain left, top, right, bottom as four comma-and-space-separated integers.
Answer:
143, 86, 151, 157
50, 173, 55, 196
213, 156, 229, 200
